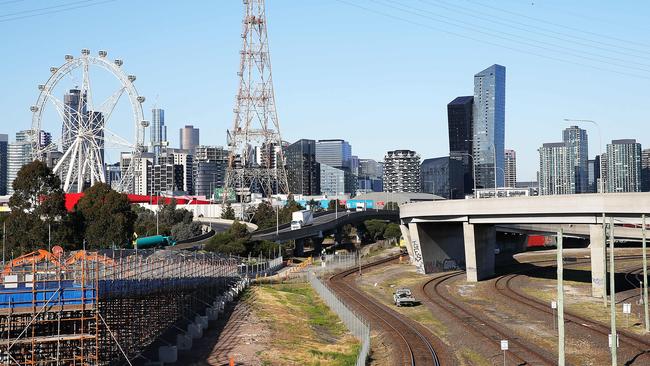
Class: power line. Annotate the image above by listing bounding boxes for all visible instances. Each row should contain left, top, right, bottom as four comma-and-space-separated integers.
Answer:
464, 0, 650, 50
418, 0, 650, 60
0, 0, 115, 22
330, 0, 650, 80
369, 0, 650, 73
0, 0, 27, 6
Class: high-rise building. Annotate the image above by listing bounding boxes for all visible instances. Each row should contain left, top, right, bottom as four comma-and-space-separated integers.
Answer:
161, 149, 194, 194
0, 134, 7, 195
105, 162, 122, 191
350, 155, 359, 176
587, 159, 597, 193
179, 125, 199, 152
420, 156, 463, 199
320, 164, 355, 196
606, 139, 641, 193
62, 89, 104, 163
472, 64, 505, 189
357, 159, 383, 194
38, 131, 52, 148
642, 149, 650, 192
285, 139, 320, 195
193, 145, 228, 198
562, 126, 588, 193
504, 149, 517, 188
7, 131, 33, 195
383, 150, 421, 193
315, 139, 352, 170
151, 108, 166, 157
359, 159, 383, 178
120, 152, 154, 195
539, 142, 575, 195
447, 96, 474, 197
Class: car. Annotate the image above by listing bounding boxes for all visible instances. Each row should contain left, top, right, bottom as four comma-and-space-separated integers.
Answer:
393, 288, 417, 307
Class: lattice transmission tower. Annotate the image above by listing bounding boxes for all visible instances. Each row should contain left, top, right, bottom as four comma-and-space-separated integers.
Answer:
224, 0, 289, 201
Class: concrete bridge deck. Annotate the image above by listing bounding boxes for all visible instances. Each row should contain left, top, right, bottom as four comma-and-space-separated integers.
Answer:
400, 193, 650, 297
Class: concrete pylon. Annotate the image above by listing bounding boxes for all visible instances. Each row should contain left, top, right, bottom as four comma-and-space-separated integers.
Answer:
589, 224, 606, 298
399, 224, 413, 259
294, 239, 305, 257
463, 222, 496, 282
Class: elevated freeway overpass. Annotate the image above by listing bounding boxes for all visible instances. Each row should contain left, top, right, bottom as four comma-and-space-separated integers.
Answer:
400, 193, 650, 297
253, 209, 399, 255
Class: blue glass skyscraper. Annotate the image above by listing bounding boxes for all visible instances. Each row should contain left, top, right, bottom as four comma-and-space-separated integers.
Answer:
472, 64, 505, 189
151, 108, 166, 157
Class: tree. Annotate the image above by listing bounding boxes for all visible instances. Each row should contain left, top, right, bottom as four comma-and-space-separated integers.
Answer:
384, 223, 402, 244
364, 219, 388, 241
74, 183, 136, 249
278, 199, 304, 224
384, 201, 400, 211
221, 202, 236, 220
205, 220, 250, 255
171, 221, 203, 241
204, 231, 246, 255
307, 199, 323, 212
250, 201, 276, 230
6, 161, 68, 253
327, 199, 345, 211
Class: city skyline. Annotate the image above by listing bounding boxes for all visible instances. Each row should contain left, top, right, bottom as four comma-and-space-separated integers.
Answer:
2, 1, 650, 181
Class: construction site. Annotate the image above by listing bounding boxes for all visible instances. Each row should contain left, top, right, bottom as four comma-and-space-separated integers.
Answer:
0, 248, 241, 365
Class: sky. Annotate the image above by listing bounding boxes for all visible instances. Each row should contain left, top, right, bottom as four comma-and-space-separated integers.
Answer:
2, 0, 650, 181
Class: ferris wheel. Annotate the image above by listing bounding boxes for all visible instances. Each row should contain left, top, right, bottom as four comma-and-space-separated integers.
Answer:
30, 49, 149, 193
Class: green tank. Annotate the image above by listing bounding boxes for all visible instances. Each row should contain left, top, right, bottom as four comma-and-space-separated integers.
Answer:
134, 235, 176, 249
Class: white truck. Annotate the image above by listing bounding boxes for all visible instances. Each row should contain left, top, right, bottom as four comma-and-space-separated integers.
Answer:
290, 210, 314, 230
356, 202, 367, 212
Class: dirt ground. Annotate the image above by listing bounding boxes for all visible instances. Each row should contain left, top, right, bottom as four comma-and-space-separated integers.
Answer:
355, 249, 650, 366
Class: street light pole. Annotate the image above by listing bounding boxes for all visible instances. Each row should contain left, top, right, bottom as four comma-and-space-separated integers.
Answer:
609, 217, 617, 365
643, 214, 649, 332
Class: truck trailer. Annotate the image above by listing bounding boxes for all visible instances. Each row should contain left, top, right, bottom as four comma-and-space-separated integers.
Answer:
290, 210, 314, 230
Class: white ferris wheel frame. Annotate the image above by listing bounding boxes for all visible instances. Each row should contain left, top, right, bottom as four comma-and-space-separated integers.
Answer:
30, 49, 147, 194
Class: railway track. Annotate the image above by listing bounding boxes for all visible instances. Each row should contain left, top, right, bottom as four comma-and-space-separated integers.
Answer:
495, 257, 650, 356
421, 271, 557, 365
328, 255, 442, 366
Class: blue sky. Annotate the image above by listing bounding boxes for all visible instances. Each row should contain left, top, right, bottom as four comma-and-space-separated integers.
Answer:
2, 0, 650, 181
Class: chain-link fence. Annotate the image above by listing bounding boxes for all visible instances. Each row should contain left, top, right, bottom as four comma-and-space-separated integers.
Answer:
308, 272, 370, 366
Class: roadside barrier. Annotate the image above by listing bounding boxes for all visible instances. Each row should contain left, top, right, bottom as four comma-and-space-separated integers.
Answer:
308, 272, 370, 366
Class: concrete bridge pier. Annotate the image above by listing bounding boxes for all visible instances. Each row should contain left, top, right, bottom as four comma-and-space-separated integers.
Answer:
294, 239, 305, 257
312, 237, 324, 255
589, 224, 606, 298
407, 222, 466, 274
463, 223, 496, 282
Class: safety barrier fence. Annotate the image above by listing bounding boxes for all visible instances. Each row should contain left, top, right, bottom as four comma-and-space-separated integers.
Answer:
308, 272, 370, 366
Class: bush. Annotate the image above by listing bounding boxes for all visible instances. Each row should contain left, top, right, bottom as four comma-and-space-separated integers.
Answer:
171, 221, 203, 241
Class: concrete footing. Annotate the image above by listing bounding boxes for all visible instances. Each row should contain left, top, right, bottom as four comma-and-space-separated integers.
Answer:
149, 278, 249, 364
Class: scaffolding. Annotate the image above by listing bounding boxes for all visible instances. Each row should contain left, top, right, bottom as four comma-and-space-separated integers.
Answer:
0, 249, 239, 365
